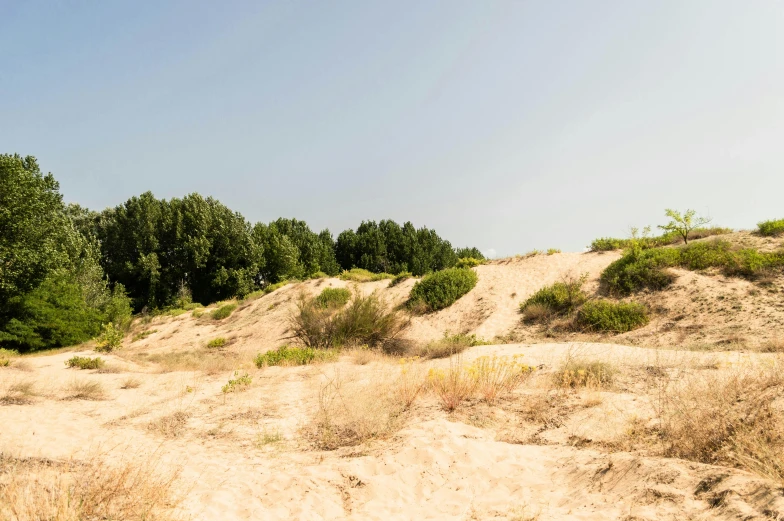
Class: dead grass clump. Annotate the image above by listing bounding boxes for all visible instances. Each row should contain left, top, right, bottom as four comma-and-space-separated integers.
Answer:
472, 355, 534, 404
1, 380, 38, 405
64, 379, 107, 401
393, 358, 427, 409
759, 337, 784, 353
654, 367, 784, 482
553, 359, 616, 389
309, 370, 404, 450
428, 358, 477, 411
147, 411, 190, 438
0, 452, 182, 521
120, 377, 142, 389
143, 349, 238, 374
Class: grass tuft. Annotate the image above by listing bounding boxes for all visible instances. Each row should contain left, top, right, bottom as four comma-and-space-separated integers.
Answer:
210, 303, 237, 320
255, 345, 338, 367
65, 356, 105, 370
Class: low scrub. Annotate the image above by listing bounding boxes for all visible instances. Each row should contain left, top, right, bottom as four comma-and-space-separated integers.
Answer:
65, 356, 105, 370
0, 348, 17, 367
758, 218, 784, 237
546, 248, 561, 255
409, 332, 490, 359
653, 368, 784, 483
254, 345, 338, 367
290, 291, 403, 350
314, 287, 351, 308
576, 300, 649, 333
132, 329, 158, 342
210, 303, 237, 320
455, 257, 483, 269
601, 239, 784, 295
408, 268, 478, 312
0, 452, 182, 521
339, 268, 394, 282
590, 228, 732, 252
95, 322, 124, 353
206, 337, 227, 349
388, 271, 413, 287
520, 275, 586, 321
221, 371, 252, 393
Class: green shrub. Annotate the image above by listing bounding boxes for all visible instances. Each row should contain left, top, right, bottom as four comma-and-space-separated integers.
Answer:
389, 271, 413, 287
65, 356, 105, 370
310, 271, 329, 279
95, 322, 124, 352
546, 248, 561, 255
290, 292, 403, 349
600, 248, 680, 295
590, 237, 630, 252
314, 287, 351, 309
758, 218, 784, 237
207, 337, 227, 348
254, 345, 338, 367
210, 303, 237, 320
338, 268, 394, 282
576, 300, 649, 333
455, 257, 483, 269
520, 275, 586, 320
590, 228, 732, 252
408, 268, 478, 312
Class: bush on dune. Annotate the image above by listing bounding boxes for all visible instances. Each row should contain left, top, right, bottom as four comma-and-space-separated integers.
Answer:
576, 300, 649, 333
758, 218, 784, 237
408, 268, 478, 312
520, 275, 587, 321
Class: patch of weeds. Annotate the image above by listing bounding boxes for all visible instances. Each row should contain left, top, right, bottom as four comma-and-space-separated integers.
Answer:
254, 345, 338, 367
471, 355, 534, 404
147, 411, 190, 437
408, 268, 478, 312
221, 371, 252, 393
65, 356, 105, 370
210, 303, 237, 320
339, 268, 394, 282
314, 287, 351, 309
546, 248, 561, 255
758, 218, 784, 237
409, 332, 490, 359
0, 348, 18, 368
95, 323, 124, 353
65, 380, 107, 400
576, 300, 649, 333
553, 359, 616, 388
206, 337, 227, 349
132, 329, 158, 342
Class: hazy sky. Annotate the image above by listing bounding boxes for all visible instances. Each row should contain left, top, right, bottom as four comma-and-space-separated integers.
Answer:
2, 1, 783, 256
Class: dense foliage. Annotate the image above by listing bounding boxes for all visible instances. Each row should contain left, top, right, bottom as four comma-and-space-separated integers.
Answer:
576, 300, 649, 333
519, 276, 587, 318
758, 218, 784, 237
408, 267, 478, 312
0, 154, 132, 351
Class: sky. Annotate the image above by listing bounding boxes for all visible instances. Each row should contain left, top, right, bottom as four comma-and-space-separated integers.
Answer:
2, 1, 783, 257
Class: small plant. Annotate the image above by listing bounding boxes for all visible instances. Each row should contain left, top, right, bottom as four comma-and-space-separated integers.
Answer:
221, 371, 252, 393
254, 345, 338, 367
389, 271, 413, 287
120, 377, 141, 389
207, 337, 227, 349
264, 279, 294, 295
147, 411, 189, 437
546, 248, 561, 255
210, 303, 237, 320
470, 355, 534, 404
554, 359, 615, 388
65, 356, 105, 370
338, 268, 394, 282
455, 257, 483, 269
314, 287, 351, 308
758, 218, 784, 237
394, 357, 426, 409
0, 348, 18, 367
411, 332, 490, 359
519, 275, 587, 321
1, 380, 37, 404
0, 358, 9, 367
576, 300, 649, 333
95, 322, 124, 352
428, 358, 477, 411
408, 268, 478, 312
132, 329, 158, 342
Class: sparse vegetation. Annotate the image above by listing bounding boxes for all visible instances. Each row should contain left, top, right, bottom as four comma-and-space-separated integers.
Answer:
408, 268, 478, 312
590, 227, 732, 252
409, 332, 490, 359
338, 268, 394, 282
546, 248, 561, 255
206, 337, 227, 348
1, 380, 37, 405
576, 300, 649, 333
428, 358, 477, 411
554, 359, 616, 388
455, 257, 483, 269
65, 379, 106, 400
471, 355, 534, 404
290, 291, 403, 350
314, 287, 351, 308
65, 356, 105, 370
132, 329, 158, 342
147, 411, 190, 437
520, 275, 587, 321
658, 208, 712, 244
210, 303, 237, 320
0, 348, 17, 367
221, 371, 252, 393
254, 345, 338, 367
758, 218, 784, 237
120, 377, 142, 389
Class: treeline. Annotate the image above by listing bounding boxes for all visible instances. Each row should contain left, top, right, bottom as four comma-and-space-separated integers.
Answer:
0, 154, 482, 351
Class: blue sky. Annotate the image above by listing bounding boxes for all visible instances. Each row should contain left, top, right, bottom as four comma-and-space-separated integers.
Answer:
2, 1, 783, 256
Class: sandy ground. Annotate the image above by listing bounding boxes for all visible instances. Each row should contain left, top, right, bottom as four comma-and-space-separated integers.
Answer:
3, 237, 784, 520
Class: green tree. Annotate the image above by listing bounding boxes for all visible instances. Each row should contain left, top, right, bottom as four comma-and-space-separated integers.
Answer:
658, 209, 712, 244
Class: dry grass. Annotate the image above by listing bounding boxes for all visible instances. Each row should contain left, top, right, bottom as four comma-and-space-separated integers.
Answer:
652, 364, 784, 483
120, 377, 142, 390
309, 369, 405, 450
64, 379, 106, 401
1, 380, 38, 405
393, 358, 427, 409
427, 357, 477, 411
0, 451, 183, 521
759, 337, 784, 353
472, 355, 534, 404
139, 349, 239, 374
349, 347, 387, 365
552, 358, 616, 389
407, 333, 489, 360
147, 411, 190, 438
